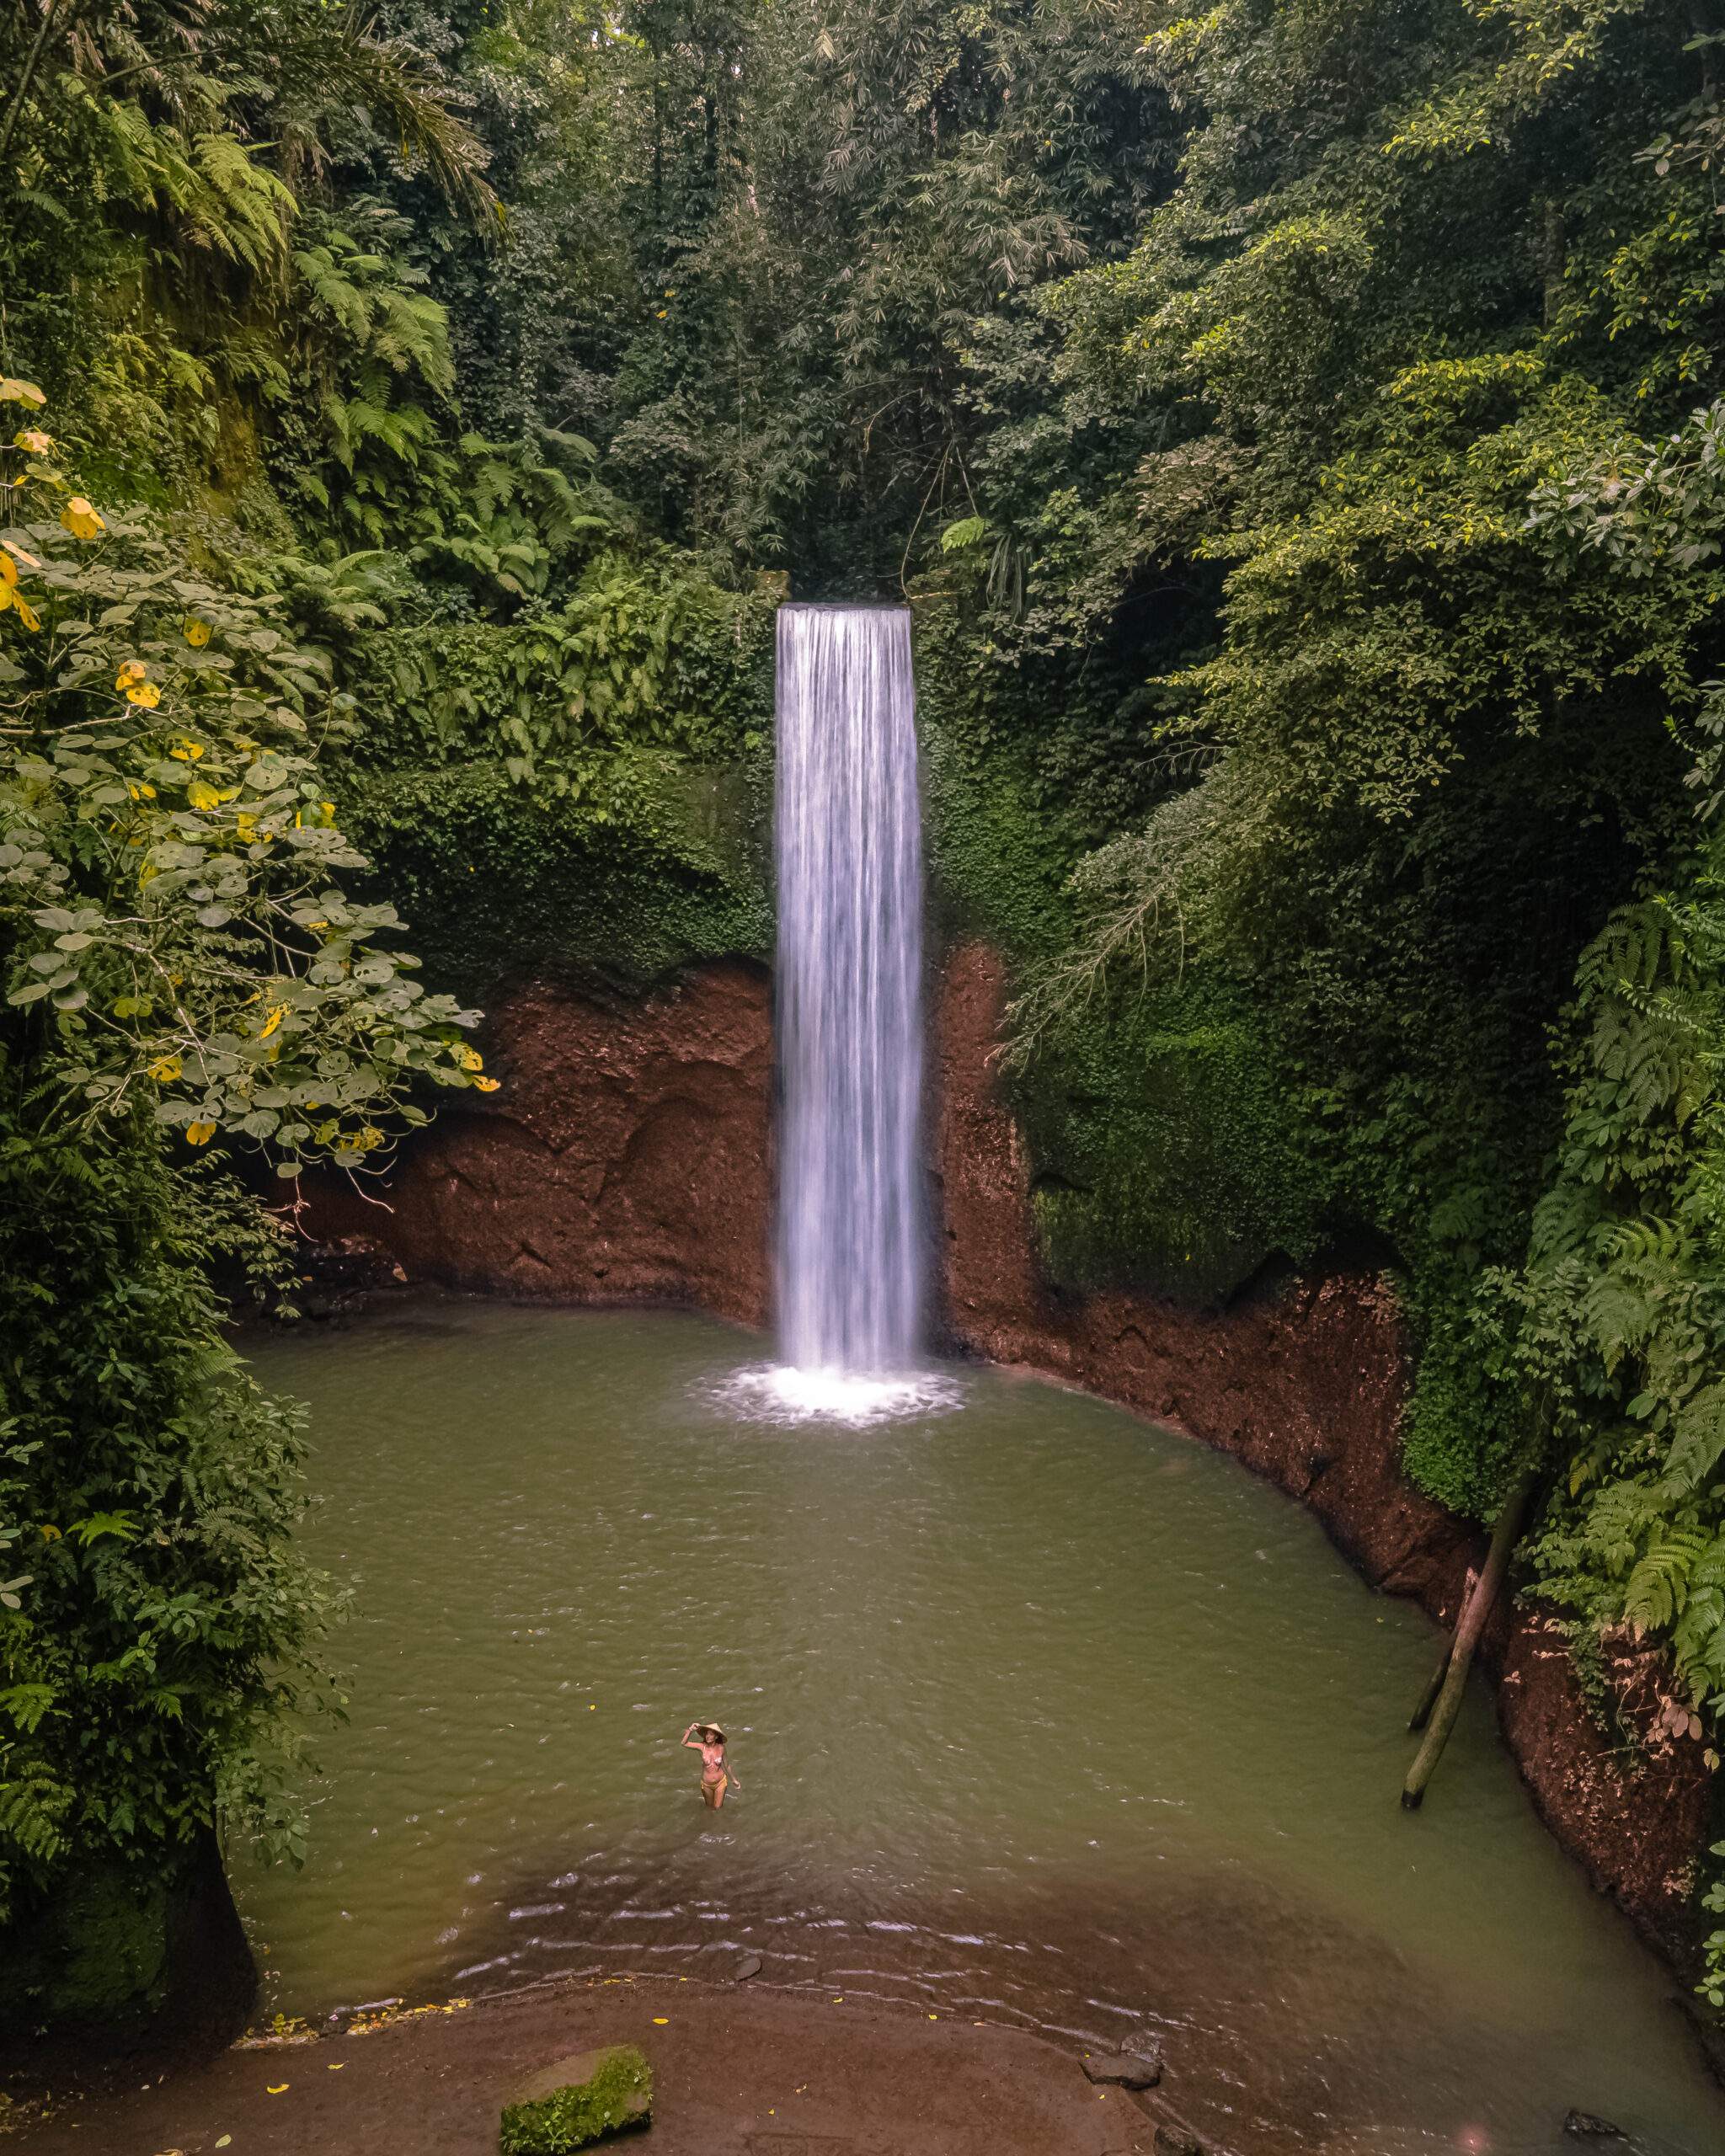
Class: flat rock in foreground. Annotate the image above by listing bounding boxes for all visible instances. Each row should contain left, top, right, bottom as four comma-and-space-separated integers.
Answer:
501, 2042, 653, 2152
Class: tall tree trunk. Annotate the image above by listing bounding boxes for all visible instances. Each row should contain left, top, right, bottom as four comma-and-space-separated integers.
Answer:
0, 0, 67, 166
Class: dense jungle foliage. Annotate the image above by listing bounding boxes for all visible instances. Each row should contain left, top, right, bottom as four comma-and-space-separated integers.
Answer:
3, 0, 1725, 2011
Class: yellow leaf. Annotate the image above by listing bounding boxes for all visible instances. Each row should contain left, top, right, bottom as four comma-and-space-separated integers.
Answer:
184, 618, 212, 648
13, 428, 51, 455
12, 594, 40, 632
265, 2082, 289, 2095
60, 496, 105, 541
652, 2016, 669, 2025
116, 659, 147, 686
149, 1054, 183, 1082
459, 1045, 483, 1071
1, 537, 40, 568
127, 781, 157, 800
472, 1075, 500, 1092
188, 781, 222, 811
0, 378, 45, 406
259, 1005, 286, 1038
39, 1524, 61, 1541
126, 681, 161, 708
169, 737, 205, 760
185, 1121, 217, 1146
235, 813, 257, 841
0, 552, 13, 589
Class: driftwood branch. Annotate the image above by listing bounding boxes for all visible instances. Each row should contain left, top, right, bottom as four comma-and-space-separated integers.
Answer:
1401, 1472, 1535, 1810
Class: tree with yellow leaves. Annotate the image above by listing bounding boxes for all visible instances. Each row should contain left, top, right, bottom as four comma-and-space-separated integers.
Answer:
0, 385, 493, 1179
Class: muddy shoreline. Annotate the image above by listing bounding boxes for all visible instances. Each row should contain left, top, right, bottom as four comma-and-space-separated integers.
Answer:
0, 1971, 1193, 2155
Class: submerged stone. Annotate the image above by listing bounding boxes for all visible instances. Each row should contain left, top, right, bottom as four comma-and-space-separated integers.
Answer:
1080, 2036, 1162, 2089
1562, 2114, 1632, 2143
734, 1953, 763, 1981
1153, 2128, 1204, 2156
499, 2043, 653, 2153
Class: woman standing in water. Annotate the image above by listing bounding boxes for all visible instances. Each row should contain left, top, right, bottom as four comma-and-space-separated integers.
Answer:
681, 1721, 739, 1807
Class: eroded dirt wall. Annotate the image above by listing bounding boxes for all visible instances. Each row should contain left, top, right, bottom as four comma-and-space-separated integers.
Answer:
302, 963, 772, 1329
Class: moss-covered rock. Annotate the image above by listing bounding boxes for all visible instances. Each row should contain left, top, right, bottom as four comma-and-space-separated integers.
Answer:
499, 2043, 654, 2153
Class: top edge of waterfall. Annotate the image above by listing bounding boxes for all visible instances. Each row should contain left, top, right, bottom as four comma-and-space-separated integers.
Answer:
776, 600, 912, 612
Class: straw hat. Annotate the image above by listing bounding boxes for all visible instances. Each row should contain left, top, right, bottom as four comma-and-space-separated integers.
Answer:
698, 1721, 726, 1742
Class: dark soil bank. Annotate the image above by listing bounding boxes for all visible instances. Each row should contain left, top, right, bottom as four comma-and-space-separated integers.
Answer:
300, 945, 1716, 1977
3, 1977, 1174, 2156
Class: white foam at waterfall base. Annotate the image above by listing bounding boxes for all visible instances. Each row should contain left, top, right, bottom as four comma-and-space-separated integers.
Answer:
761, 602, 938, 1418
713, 1363, 964, 1429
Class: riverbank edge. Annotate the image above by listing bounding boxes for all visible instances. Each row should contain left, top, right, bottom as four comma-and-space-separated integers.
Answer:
295, 943, 1719, 2004
932, 942, 1718, 1994
0, 1967, 1189, 2154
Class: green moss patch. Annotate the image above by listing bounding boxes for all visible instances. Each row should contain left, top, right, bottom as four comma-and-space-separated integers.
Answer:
499, 2043, 654, 2153
344, 752, 771, 1001
1006, 972, 1330, 1305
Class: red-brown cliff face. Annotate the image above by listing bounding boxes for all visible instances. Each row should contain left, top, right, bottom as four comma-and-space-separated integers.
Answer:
302, 943, 1714, 1975
302, 963, 772, 1330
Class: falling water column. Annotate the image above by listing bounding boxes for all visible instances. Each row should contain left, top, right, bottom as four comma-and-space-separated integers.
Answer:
775, 605, 925, 1377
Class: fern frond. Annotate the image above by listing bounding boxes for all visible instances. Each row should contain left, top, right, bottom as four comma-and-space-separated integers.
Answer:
1664, 1387, 1725, 1497
1623, 1526, 1713, 1636
0, 1760, 73, 1870
325, 17, 499, 229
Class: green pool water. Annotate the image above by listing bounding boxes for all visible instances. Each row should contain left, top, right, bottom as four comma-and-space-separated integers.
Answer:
237, 1299, 1725, 2156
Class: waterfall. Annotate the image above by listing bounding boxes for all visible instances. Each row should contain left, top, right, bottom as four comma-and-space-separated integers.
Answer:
774, 605, 925, 1379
